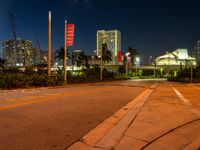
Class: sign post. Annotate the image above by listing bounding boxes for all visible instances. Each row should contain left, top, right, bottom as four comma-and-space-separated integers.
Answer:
64, 20, 67, 84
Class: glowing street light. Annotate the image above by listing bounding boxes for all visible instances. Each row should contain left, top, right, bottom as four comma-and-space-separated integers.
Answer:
135, 57, 140, 77
149, 56, 152, 65
125, 52, 130, 76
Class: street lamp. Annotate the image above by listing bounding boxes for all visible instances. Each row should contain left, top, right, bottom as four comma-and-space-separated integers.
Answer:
190, 60, 193, 82
135, 57, 140, 78
100, 32, 108, 80
91, 56, 94, 65
149, 56, 152, 65
125, 52, 130, 76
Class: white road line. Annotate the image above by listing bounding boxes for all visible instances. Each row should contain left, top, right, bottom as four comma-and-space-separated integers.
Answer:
170, 84, 200, 117
172, 87, 192, 107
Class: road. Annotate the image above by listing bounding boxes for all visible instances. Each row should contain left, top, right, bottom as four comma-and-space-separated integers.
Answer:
0, 80, 200, 150
0, 80, 153, 150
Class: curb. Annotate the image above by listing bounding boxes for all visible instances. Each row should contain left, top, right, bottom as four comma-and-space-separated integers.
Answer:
67, 84, 156, 150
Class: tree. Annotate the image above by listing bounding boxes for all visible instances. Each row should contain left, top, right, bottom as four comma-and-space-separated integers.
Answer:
102, 44, 112, 64
103, 50, 112, 64
126, 47, 139, 74
126, 47, 139, 65
73, 51, 89, 68
0, 58, 6, 69
55, 47, 70, 65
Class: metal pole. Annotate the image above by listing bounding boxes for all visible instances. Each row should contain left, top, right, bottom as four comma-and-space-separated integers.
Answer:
126, 56, 128, 76
136, 64, 137, 78
100, 34, 104, 81
100, 45, 103, 80
64, 20, 67, 84
191, 61, 193, 83
149, 56, 152, 65
48, 11, 52, 77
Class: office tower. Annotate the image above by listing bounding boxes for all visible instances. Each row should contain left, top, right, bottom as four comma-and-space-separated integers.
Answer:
97, 30, 121, 64
2, 38, 33, 66
193, 40, 200, 66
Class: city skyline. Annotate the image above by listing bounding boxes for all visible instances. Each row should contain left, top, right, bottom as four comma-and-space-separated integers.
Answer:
1, 0, 200, 63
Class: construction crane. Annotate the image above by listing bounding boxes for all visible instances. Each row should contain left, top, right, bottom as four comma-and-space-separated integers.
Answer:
9, 13, 17, 66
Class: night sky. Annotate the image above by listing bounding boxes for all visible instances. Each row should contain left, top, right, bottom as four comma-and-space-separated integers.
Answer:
1, 0, 200, 63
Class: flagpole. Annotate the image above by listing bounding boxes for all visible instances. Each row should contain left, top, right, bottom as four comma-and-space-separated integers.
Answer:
64, 20, 67, 84
48, 11, 52, 77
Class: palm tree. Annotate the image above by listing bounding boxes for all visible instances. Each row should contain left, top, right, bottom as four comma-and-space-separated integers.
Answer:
102, 44, 112, 65
126, 47, 139, 74
76, 51, 89, 68
103, 50, 112, 64
55, 47, 70, 65
126, 47, 139, 65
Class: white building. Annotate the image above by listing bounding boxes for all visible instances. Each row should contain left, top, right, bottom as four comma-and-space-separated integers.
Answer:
155, 49, 196, 66
96, 30, 121, 64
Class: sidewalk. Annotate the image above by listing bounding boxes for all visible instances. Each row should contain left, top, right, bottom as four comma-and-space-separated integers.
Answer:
67, 83, 200, 150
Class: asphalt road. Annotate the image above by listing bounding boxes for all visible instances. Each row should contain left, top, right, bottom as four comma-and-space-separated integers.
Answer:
0, 80, 155, 150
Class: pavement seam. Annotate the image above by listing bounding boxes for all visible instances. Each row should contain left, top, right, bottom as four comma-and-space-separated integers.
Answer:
140, 118, 200, 150
124, 135, 149, 143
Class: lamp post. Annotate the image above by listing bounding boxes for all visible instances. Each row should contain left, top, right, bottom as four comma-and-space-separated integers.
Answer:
48, 11, 52, 77
135, 57, 140, 78
190, 61, 193, 83
125, 52, 130, 76
149, 56, 152, 65
100, 32, 107, 81
92, 56, 94, 65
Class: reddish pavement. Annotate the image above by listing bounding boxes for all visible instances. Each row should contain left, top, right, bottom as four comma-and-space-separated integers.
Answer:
68, 81, 200, 150
0, 80, 153, 150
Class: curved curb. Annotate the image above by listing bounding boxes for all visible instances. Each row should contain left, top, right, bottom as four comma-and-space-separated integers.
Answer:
67, 84, 156, 150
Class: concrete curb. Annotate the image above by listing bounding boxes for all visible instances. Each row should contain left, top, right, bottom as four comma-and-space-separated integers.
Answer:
67, 84, 156, 150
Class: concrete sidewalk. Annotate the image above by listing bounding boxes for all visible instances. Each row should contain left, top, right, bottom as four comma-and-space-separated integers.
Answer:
67, 83, 200, 150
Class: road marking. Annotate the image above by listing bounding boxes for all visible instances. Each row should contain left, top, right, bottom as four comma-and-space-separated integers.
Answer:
170, 84, 200, 117
171, 86, 192, 107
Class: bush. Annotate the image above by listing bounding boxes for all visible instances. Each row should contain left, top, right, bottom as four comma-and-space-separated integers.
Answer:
0, 65, 134, 89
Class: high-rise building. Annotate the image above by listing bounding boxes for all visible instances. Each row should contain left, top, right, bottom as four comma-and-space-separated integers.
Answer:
2, 38, 33, 66
96, 30, 121, 64
193, 40, 200, 66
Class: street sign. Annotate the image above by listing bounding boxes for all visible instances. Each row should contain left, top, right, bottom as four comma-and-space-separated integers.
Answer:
118, 51, 122, 62
66, 24, 75, 46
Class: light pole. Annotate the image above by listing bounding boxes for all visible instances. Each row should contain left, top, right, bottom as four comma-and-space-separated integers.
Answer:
100, 32, 107, 81
64, 20, 67, 84
135, 57, 140, 78
125, 52, 130, 76
190, 61, 193, 82
48, 11, 52, 77
92, 56, 94, 65
149, 56, 152, 65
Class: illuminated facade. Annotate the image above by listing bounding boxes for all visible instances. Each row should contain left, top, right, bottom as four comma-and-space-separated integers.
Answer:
155, 49, 196, 66
193, 40, 200, 66
2, 38, 33, 66
96, 30, 121, 64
